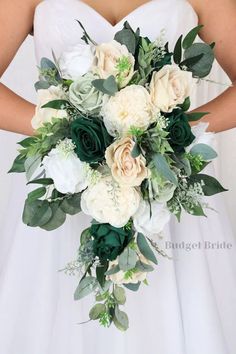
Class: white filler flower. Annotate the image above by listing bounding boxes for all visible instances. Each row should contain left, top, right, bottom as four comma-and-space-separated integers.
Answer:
102, 85, 155, 137
59, 44, 94, 80
133, 199, 171, 236
81, 175, 140, 227
42, 139, 88, 194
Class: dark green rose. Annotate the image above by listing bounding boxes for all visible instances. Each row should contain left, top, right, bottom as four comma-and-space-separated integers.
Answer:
71, 117, 113, 163
166, 110, 195, 153
90, 223, 133, 262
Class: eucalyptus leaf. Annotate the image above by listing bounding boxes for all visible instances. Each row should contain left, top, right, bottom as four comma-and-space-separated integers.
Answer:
152, 153, 178, 186
27, 187, 47, 202
113, 306, 129, 331
137, 233, 158, 265
183, 202, 206, 217
135, 260, 154, 273
89, 304, 106, 320
184, 43, 215, 78
113, 286, 126, 305
24, 155, 42, 181
114, 28, 136, 54
188, 174, 227, 196
34, 80, 51, 91
41, 202, 66, 231
92, 76, 118, 96
119, 247, 137, 271
124, 282, 141, 291
131, 142, 141, 158
74, 276, 98, 301
105, 265, 120, 276
22, 199, 52, 227
190, 143, 217, 160
60, 194, 81, 215
80, 228, 92, 245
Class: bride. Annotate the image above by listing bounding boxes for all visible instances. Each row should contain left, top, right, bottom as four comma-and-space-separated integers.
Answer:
0, 0, 236, 353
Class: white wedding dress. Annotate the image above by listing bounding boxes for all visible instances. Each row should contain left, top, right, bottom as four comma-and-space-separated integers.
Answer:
0, 0, 236, 353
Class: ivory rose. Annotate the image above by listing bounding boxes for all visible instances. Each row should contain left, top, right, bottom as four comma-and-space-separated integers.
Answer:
31, 86, 68, 130
102, 85, 155, 136
150, 65, 193, 112
105, 137, 148, 186
81, 175, 140, 228
93, 40, 135, 88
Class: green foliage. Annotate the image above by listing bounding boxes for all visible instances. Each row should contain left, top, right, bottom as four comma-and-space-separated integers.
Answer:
186, 112, 209, 121
92, 75, 118, 96
40, 201, 66, 231
8, 154, 26, 173
119, 247, 137, 271
96, 262, 109, 288
190, 143, 217, 161
188, 174, 227, 196
23, 199, 52, 227
27, 187, 47, 202
113, 286, 126, 305
113, 306, 129, 331
182, 43, 215, 78
114, 21, 140, 55
89, 304, 106, 320
137, 233, 158, 265
74, 276, 98, 300
152, 153, 178, 186
24, 155, 42, 181
37, 57, 61, 88
173, 35, 183, 64
77, 20, 97, 45
60, 193, 82, 215
124, 282, 141, 292
182, 25, 204, 49
41, 99, 71, 110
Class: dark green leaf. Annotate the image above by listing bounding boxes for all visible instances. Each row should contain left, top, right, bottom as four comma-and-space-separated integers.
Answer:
137, 233, 158, 265
180, 53, 204, 68
188, 174, 228, 196
41, 99, 70, 109
96, 262, 108, 288
8, 154, 26, 173
17, 137, 37, 148
92, 76, 118, 96
184, 43, 215, 78
27, 178, 54, 186
178, 97, 191, 111
173, 35, 183, 64
186, 112, 209, 121
182, 25, 204, 49
131, 142, 141, 158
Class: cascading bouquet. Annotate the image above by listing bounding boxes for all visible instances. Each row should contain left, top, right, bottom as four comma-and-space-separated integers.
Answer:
9, 22, 226, 331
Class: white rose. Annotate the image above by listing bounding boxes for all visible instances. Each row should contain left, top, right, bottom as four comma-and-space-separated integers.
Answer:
107, 253, 150, 285
105, 137, 148, 186
93, 40, 135, 88
150, 65, 193, 113
133, 200, 171, 236
102, 85, 155, 137
58, 44, 94, 80
42, 139, 88, 194
31, 86, 68, 130
81, 175, 140, 227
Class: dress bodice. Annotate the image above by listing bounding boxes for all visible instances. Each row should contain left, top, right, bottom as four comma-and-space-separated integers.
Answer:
33, 0, 198, 64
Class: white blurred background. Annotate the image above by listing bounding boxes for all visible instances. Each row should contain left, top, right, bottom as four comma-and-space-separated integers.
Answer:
0, 35, 236, 234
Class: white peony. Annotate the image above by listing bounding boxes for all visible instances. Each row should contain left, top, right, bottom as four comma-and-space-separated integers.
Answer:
31, 86, 68, 130
81, 175, 140, 227
58, 44, 94, 80
150, 65, 193, 113
133, 199, 171, 236
107, 253, 150, 285
93, 40, 135, 88
42, 139, 88, 194
102, 85, 155, 137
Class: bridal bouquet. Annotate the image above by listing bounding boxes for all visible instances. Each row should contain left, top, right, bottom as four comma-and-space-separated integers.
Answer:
10, 22, 226, 331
